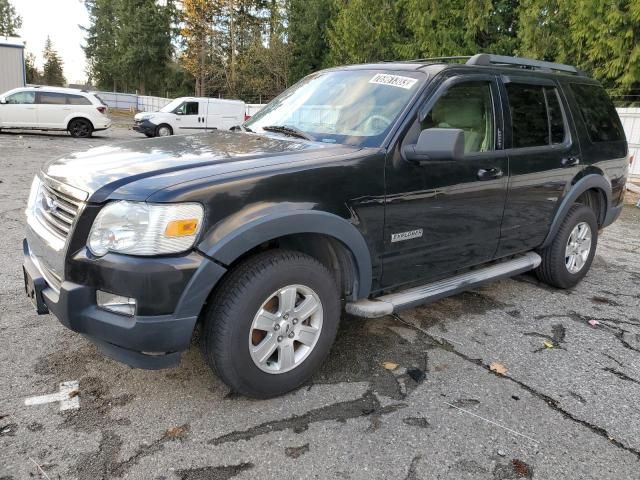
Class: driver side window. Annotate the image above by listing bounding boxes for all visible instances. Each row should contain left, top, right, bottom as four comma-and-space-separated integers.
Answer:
173, 101, 198, 115
422, 82, 495, 154
7, 91, 35, 105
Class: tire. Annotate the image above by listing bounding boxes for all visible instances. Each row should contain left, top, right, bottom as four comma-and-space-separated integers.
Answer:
536, 204, 598, 289
203, 249, 340, 398
68, 118, 93, 138
155, 124, 172, 137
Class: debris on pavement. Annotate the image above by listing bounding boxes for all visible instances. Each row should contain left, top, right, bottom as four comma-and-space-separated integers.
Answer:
285, 443, 310, 459
406, 367, 426, 383
489, 362, 507, 375
589, 319, 600, 328
383, 361, 399, 370
165, 424, 190, 441
543, 340, 554, 349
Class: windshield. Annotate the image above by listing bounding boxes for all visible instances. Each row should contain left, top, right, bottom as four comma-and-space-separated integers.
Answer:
245, 69, 425, 147
160, 98, 185, 113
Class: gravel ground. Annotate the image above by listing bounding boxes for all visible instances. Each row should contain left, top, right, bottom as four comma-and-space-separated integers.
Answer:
1, 127, 639, 479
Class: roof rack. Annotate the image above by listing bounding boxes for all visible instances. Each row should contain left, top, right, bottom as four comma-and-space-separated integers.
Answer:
403, 56, 472, 63
466, 53, 585, 75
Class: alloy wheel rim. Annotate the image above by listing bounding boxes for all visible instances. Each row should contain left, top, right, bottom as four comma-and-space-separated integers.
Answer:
158, 127, 170, 136
248, 284, 323, 374
73, 122, 89, 136
565, 221, 592, 274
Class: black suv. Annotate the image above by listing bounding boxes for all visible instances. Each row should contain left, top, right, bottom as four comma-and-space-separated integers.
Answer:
23, 54, 628, 397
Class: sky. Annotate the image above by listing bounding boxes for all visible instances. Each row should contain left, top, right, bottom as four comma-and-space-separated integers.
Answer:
14, 0, 89, 84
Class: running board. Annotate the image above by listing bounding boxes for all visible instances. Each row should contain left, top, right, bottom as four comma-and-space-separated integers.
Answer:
346, 252, 541, 318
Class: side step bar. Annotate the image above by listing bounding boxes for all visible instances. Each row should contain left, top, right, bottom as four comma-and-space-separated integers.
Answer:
346, 252, 541, 318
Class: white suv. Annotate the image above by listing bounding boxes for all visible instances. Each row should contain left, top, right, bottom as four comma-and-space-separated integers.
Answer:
0, 87, 112, 138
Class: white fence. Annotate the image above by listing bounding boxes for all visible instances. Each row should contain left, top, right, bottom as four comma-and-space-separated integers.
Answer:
95, 91, 172, 112
617, 108, 640, 178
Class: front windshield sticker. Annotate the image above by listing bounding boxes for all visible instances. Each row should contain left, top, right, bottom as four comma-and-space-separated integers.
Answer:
369, 73, 418, 89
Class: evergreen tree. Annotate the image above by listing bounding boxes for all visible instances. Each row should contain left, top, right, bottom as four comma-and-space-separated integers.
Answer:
287, 0, 333, 83
0, 0, 21, 37
25, 52, 40, 84
116, 0, 174, 94
327, 0, 400, 64
42, 37, 66, 86
83, 0, 120, 91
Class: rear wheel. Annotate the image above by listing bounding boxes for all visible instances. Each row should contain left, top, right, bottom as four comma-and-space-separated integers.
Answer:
156, 124, 172, 137
203, 250, 340, 398
68, 119, 93, 138
536, 204, 598, 288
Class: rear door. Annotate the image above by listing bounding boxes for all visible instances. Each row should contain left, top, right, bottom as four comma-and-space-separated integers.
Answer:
495, 76, 582, 257
1, 90, 37, 127
36, 91, 68, 128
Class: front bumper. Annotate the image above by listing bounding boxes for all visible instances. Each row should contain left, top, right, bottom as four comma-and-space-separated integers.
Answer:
23, 238, 226, 369
133, 119, 157, 136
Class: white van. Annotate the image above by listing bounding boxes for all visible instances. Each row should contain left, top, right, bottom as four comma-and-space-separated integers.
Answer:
0, 86, 111, 138
133, 97, 246, 137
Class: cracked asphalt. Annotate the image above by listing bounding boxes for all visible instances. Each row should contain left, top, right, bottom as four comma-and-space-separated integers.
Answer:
1, 127, 639, 479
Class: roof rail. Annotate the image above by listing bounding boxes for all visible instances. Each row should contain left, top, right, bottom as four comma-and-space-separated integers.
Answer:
466, 53, 584, 75
401, 56, 472, 63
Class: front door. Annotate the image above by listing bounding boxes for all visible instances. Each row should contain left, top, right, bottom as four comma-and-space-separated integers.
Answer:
174, 100, 205, 132
382, 75, 508, 289
1, 90, 37, 127
495, 77, 582, 257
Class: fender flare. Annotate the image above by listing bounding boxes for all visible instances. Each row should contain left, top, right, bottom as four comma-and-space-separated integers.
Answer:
198, 209, 373, 299
540, 174, 611, 249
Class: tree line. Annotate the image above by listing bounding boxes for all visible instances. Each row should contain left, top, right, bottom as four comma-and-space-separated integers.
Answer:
2, 0, 639, 103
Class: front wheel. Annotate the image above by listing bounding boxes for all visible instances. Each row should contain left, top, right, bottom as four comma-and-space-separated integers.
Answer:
155, 124, 172, 137
68, 119, 93, 138
536, 204, 598, 288
203, 250, 340, 398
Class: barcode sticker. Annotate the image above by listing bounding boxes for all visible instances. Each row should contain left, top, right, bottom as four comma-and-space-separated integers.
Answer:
369, 74, 418, 89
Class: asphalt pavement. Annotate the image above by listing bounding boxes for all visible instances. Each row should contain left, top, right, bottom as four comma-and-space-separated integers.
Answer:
1, 127, 639, 479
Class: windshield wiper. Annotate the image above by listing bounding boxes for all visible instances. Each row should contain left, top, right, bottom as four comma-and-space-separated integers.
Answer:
262, 125, 313, 141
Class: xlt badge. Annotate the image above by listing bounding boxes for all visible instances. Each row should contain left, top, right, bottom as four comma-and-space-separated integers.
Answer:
391, 229, 423, 243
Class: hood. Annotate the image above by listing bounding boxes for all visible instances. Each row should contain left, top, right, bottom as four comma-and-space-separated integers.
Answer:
43, 131, 350, 202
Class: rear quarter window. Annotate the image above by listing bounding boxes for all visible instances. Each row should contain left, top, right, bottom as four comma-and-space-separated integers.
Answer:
67, 94, 92, 106
570, 83, 624, 143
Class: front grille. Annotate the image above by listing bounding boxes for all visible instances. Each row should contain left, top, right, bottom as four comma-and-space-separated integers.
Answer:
36, 181, 83, 239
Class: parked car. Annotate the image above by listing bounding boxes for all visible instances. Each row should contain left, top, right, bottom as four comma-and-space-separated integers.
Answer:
23, 54, 628, 398
0, 86, 111, 137
133, 97, 246, 137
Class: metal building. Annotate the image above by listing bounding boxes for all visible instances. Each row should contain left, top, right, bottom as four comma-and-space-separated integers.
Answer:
0, 37, 26, 94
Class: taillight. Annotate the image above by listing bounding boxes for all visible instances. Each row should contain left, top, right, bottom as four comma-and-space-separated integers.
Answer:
244, 113, 251, 121
97, 106, 107, 114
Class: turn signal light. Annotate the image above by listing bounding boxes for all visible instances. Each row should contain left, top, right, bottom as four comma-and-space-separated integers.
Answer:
164, 219, 199, 237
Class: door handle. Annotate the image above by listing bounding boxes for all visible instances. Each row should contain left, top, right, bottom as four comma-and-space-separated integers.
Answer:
477, 167, 503, 180
561, 156, 580, 167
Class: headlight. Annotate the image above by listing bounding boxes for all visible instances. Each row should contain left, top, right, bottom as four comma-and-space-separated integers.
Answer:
88, 201, 204, 256
26, 176, 42, 215
139, 114, 153, 120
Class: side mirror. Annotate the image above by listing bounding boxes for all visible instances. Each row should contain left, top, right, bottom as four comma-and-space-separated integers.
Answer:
403, 128, 465, 165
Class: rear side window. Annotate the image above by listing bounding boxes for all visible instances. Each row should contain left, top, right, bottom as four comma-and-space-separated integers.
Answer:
38, 92, 67, 105
506, 83, 566, 148
67, 94, 92, 105
570, 83, 624, 142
